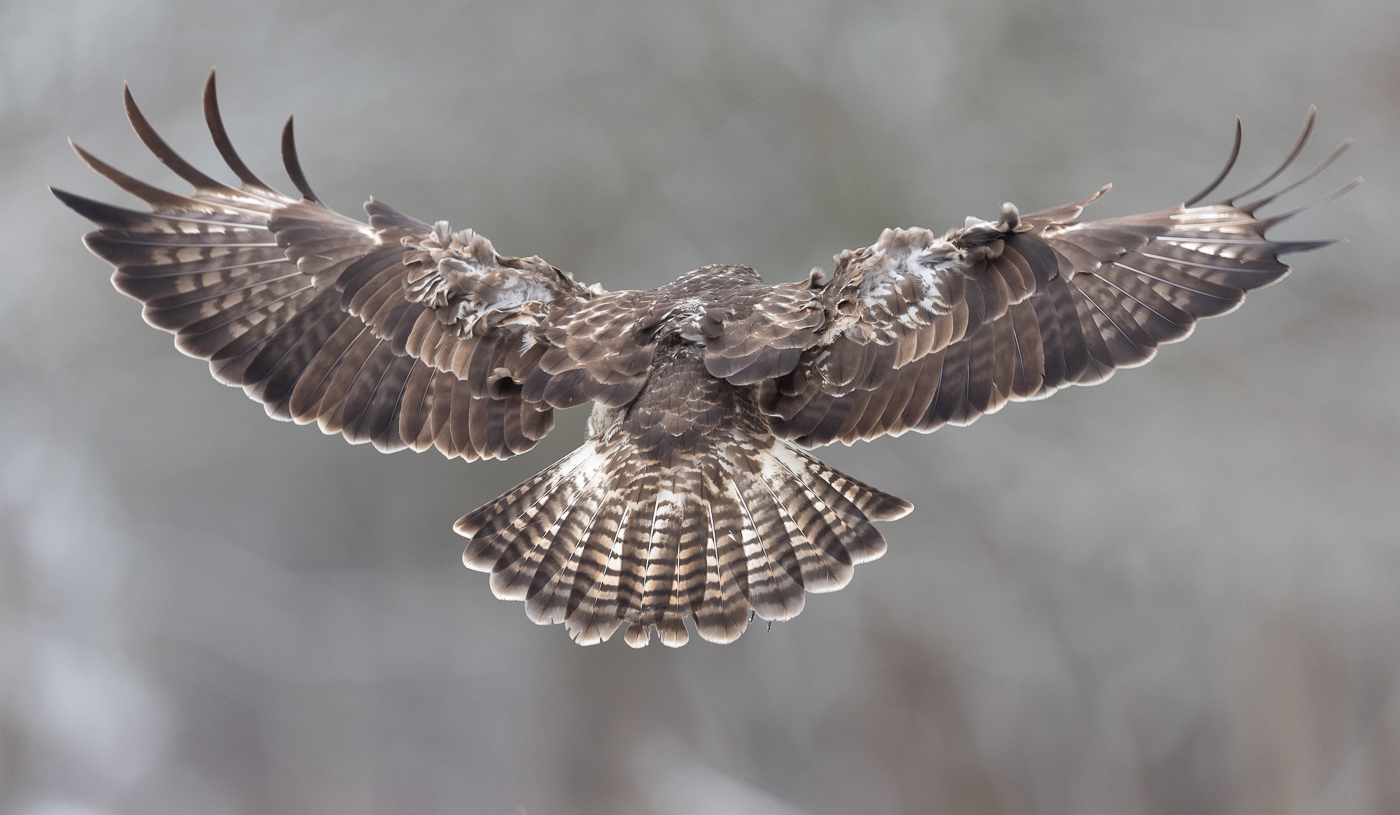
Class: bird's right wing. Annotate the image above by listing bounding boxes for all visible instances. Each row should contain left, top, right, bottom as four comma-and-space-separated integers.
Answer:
765, 110, 1357, 447
55, 72, 598, 461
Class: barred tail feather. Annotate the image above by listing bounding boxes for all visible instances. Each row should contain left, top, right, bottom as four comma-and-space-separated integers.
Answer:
562, 493, 631, 644
728, 469, 805, 622
455, 435, 912, 647
456, 444, 598, 569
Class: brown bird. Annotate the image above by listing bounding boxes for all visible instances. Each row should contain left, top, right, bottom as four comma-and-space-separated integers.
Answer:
55, 72, 1356, 648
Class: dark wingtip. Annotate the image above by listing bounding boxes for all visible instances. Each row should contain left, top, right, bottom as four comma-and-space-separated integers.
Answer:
51, 186, 123, 225
50, 185, 82, 207
1184, 116, 1242, 207
122, 80, 230, 193
1240, 137, 1353, 214
1253, 176, 1363, 232
68, 137, 222, 212
1272, 238, 1338, 255
202, 68, 274, 191
68, 136, 109, 169
1227, 105, 1317, 205
280, 116, 320, 203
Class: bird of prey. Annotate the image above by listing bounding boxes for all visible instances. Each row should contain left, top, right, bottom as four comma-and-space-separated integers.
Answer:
56, 72, 1355, 648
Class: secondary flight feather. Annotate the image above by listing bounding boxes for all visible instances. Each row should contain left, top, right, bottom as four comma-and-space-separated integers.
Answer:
55, 71, 1356, 647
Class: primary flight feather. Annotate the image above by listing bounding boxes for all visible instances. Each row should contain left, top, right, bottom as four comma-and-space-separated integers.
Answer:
55, 71, 1355, 647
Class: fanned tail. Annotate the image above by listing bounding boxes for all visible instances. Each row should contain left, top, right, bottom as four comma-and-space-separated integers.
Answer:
455, 434, 910, 647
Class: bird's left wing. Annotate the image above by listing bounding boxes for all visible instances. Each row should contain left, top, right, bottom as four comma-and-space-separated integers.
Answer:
764, 110, 1357, 447
55, 72, 596, 460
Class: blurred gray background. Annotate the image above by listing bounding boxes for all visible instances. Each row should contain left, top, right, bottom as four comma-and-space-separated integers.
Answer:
3, 1, 1397, 813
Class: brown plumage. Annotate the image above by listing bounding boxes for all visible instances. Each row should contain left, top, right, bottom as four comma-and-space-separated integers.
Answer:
55, 72, 1356, 646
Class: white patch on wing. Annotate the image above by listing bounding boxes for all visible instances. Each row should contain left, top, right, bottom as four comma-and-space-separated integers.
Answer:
859, 230, 957, 318
492, 273, 556, 309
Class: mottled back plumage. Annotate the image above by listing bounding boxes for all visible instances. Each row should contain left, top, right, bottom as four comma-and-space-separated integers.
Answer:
56, 72, 1355, 646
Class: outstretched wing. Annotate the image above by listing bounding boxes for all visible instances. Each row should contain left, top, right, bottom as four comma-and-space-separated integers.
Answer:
55, 71, 597, 461
765, 109, 1357, 447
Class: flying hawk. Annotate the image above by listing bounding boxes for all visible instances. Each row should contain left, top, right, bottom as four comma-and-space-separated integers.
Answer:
55, 72, 1355, 648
